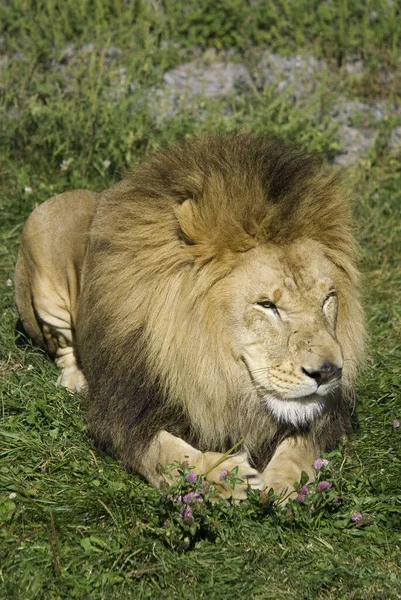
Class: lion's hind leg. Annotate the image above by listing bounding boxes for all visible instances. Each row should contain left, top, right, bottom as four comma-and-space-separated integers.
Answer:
35, 289, 87, 393
42, 324, 87, 393
16, 271, 87, 393
15, 190, 97, 393
16, 247, 86, 393
56, 346, 87, 393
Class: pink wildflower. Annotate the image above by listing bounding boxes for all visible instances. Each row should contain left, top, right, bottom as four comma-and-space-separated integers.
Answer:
351, 511, 363, 522
298, 485, 309, 496
168, 494, 182, 503
220, 469, 229, 480
317, 480, 331, 492
180, 505, 193, 520
183, 492, 202, 503
393, 419, 400, 429
185, 471, 197, 483
295, 494, 306, 503
313, 458, 329, 470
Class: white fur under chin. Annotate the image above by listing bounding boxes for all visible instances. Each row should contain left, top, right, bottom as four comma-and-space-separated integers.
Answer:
264, 393, 325, 426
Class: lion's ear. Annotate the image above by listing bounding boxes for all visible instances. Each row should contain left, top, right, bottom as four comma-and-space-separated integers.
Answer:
175, 199, 201, 245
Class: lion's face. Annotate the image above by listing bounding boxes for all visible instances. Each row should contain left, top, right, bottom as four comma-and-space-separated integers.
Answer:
219, 239, 344, 425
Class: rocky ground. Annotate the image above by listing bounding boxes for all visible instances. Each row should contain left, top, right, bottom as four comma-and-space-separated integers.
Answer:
158, 51, 400, 166
2, 43, 400, 166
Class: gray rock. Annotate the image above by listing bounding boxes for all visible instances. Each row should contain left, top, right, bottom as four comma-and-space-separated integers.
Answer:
334, 126, 377, 166
255, 53, 325, 101
332, 100, 386, 125
153, 59, 253, 119
331, 99, 401, 164
162, 60, 252, 100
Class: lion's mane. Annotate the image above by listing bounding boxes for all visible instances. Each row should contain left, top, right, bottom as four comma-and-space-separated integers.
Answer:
77, 134, 365, 471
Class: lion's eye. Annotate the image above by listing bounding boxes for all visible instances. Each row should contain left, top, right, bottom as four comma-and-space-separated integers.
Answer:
257, 300, 279, 313
324, 291, 337, 303
323, 291, 338, 324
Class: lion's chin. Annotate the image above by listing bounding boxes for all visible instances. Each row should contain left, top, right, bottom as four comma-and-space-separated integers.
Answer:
263, 393, 326, 427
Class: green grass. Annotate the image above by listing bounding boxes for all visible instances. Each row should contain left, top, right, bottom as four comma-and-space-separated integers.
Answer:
1, 2, 401, 598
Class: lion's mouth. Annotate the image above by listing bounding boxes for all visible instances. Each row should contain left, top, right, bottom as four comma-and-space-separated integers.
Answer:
243, 357, 341, 407
253, 374, 341, 402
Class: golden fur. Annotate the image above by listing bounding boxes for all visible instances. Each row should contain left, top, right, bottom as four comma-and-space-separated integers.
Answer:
15, 134, 365, 499
15, 190, 97, 391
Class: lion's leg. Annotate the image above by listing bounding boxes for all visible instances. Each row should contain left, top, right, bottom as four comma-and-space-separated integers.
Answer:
37, 292, 87, 393
262, 434, 319, 500
139, 430, 264, 500
15, 190, 97, 393
56, 348, 87, 393
15, 254, 85, 392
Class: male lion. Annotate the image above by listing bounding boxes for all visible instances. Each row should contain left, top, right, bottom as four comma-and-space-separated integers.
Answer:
15, 134, 365, 500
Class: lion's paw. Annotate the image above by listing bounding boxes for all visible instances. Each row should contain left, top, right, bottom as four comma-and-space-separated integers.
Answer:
200, 451, 264, 501
262, 466, 311, 504
57, 367, 87, 393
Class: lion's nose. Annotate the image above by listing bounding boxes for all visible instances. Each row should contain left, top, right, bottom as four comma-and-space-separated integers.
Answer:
302, 363, 342, 386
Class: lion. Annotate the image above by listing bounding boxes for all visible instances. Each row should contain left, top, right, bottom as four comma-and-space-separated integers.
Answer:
15, 134, 365, 500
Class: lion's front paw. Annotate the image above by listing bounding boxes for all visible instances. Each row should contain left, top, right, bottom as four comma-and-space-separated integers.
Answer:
263, 474, 295, 503
57, 367, 87, 393
200, 451, 264, 501
262, 465, 311, 504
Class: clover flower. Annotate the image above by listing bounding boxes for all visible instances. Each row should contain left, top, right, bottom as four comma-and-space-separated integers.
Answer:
317, 480, 331, 492
179, 505, 193, 519
167, 494, 182, 503
351, 511, 363, 522
393, 419, 400, 429
313, 458, 329, 470
219, 469, 228, 480
185, 471, 197, 483
294, 484, 310, 502
183, 492, 202, 503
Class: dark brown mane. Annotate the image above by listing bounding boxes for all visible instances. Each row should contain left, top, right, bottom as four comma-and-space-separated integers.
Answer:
123, 134, 355, 267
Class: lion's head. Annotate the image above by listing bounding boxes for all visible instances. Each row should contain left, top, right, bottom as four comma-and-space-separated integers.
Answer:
207, 239, 345, 426
78, 134, 365, 467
